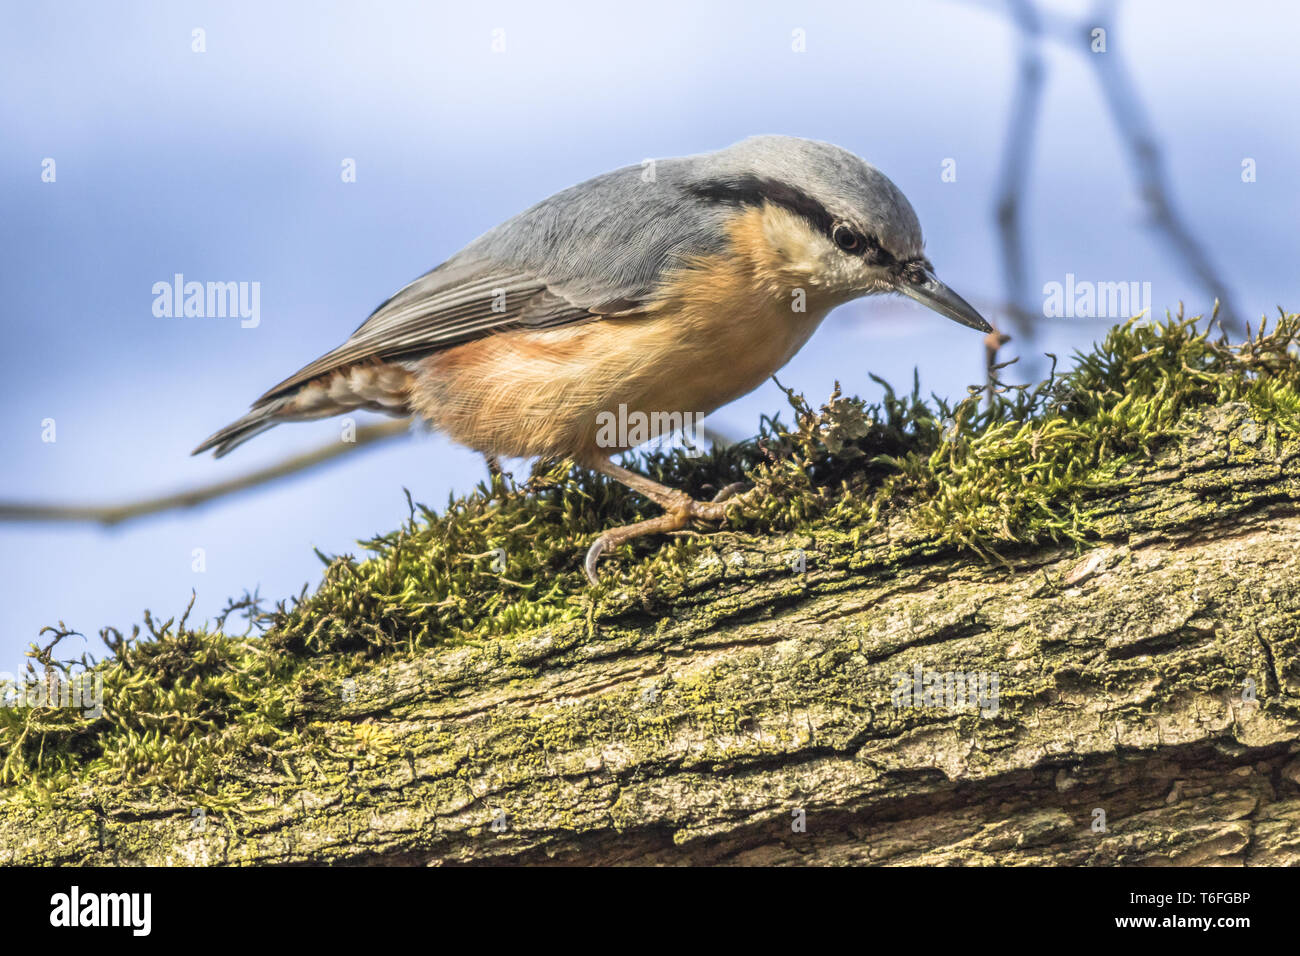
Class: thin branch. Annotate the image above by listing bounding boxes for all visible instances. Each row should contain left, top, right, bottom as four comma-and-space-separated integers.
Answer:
1083, 0, 1242, 331
962, 0, 1243, 336
993, 0, 1046, 341
0, 419, 412, 527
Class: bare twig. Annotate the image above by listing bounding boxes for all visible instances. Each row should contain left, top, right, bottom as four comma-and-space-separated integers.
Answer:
983, 327, 1014, 402
0, 419, 412, 527
1083, 0, 1242, 331
957, 0, 1243, 353
993, 0, 1046, 343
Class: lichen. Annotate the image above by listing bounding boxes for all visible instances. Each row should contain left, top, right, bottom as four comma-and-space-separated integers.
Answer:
4, 307, 1300, 805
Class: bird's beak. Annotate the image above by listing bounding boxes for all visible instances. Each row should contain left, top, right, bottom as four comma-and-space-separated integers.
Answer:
897, 269, 992, 333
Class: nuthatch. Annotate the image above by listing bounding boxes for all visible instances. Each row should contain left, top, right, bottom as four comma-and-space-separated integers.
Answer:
195, 135, 990, 582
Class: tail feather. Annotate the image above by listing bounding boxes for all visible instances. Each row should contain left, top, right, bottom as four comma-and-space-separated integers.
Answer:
192, 397, 294, 458
194, 363, 414, 458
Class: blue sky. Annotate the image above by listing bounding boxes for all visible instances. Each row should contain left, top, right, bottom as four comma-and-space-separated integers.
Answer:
3, 0, 1298, 669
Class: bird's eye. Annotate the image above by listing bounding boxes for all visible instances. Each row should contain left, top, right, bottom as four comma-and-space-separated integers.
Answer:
833, 224, 862, 253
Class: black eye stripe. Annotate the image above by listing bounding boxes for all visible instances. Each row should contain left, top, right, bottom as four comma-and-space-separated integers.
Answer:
688, 175, 899, 264
866, 236, 898, 267
836, 224, 893, 264
687, 175, 834, 236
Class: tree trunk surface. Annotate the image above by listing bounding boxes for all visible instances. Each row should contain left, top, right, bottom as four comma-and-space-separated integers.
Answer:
5, 402, 1300, 865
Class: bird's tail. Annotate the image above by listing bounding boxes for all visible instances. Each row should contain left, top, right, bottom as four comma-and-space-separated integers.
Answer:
192, 396, 296, 458
193, 363, 415, 458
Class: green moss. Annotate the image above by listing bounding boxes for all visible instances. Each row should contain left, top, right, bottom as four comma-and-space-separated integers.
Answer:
5, 308, 1300, 800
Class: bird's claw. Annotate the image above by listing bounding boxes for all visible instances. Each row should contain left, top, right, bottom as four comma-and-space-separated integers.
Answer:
584, 535, 612, 585
583, 488, 752, 585
710, 481, 749, 503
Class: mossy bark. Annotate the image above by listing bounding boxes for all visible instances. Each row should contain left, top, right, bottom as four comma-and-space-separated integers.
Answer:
4, 402, 1300, 865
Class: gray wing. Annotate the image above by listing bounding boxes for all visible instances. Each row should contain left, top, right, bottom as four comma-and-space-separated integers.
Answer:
257, 157, 729, 403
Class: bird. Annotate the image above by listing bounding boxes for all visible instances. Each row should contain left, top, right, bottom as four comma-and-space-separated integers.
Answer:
194, 135, 991, 583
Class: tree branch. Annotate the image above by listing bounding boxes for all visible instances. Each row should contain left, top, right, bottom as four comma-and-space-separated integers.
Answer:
2, 400, 1296, 865
0, 419, 412, 527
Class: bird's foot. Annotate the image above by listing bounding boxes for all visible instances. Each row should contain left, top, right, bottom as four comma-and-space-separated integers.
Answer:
584, 489, 748, 585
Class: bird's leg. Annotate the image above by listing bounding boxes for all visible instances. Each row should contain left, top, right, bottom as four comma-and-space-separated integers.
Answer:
583, 458, 744, 584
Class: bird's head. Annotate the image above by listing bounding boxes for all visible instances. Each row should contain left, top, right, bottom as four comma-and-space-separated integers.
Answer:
686, 135, 991, 332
